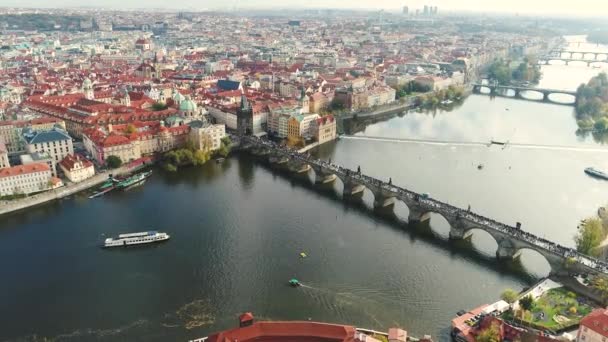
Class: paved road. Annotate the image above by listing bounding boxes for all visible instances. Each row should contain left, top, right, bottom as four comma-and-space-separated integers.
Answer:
0, 166, 132, 216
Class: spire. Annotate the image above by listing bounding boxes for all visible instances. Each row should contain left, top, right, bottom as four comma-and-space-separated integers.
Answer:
300, 87, 306, 100
240, 94, 251, 111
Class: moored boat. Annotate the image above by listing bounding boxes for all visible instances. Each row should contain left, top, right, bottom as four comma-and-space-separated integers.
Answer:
103, 231, 170, 247
585, 167, 608, 180
116, 171, 152, 190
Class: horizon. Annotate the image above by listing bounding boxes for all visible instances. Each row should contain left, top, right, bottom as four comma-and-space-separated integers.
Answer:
0, 0, 607, 18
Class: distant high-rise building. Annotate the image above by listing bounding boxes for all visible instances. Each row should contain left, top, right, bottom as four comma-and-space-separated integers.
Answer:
402, 6, 409, 15
433, 6, 438, 15
423, 5, 429, 15
415, 9, 420, 16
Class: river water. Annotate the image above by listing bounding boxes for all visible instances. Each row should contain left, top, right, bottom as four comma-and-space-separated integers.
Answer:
1, 36, 608, 341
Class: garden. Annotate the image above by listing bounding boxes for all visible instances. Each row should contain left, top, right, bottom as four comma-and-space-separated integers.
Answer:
502, 287, 594, 332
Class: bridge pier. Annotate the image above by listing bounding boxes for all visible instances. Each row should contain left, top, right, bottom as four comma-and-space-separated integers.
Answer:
542, 92, 550, 102
448, 217, 469, 240
251, 146, 271, 157
373, 193, 395, 209
368, 186, 396, 209
310, 165, 337, 184
496, 239, 517, 260
315, 172, 337, 184
405, 203, 425, 223
287, 160, 311, 174
342, 177, 366, 197
268, 153, 289, 165
514, 88, 522, 99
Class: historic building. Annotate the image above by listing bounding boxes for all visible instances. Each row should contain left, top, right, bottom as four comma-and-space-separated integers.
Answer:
578, 309, 608, 342
0, 141, 9, 168
22, 126, 74, 176
312, 115, 337, 144
0, 163, 62, 196
58, 154, 95, 183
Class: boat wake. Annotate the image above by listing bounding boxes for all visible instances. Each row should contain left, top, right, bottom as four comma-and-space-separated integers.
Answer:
341, 135, 608, 152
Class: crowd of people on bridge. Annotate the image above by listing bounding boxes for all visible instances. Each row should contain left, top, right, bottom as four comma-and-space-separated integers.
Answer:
243, 136, 608, 275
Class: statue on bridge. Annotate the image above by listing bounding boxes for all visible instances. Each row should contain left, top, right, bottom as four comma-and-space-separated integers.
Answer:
389, 177, 392, 185
357, 166, 361, 174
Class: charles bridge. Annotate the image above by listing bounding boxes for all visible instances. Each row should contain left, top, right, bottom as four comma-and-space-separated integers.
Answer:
471, 83, 577, 105
239, 135, 608, 277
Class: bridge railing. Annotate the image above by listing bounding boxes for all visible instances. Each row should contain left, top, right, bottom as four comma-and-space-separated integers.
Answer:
242, 136, 608, 274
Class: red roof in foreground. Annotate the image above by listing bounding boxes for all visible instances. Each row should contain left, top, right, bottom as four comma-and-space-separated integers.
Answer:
207, 321, 357, 342
0, 163, 50, 178
580, 308, 608, 338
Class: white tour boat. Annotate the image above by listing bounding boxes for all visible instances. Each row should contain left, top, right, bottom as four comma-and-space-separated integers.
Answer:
103, 231, 170, 247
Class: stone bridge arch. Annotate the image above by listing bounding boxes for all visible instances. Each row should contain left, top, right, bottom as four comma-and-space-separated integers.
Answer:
418, 210, 453, 237
511, 247, 554, 277
516, 89, 545, 101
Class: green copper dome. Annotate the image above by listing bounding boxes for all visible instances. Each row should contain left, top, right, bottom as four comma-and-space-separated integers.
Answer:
179, 96, 197, 112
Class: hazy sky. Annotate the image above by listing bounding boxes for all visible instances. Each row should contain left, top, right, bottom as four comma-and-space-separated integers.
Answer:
1, 0, 608, 16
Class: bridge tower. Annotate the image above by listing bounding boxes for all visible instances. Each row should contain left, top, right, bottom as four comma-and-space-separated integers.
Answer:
237, 94, 253, 136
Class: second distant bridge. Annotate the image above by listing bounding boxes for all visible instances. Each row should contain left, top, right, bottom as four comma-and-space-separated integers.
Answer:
472, 83, 577, 105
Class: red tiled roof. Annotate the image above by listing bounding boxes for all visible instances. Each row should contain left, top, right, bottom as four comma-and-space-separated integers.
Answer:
0, 163, 50, 178
581, 309, 608, 338
59, 154, 93, 170
101, 134, 132, 147
207, 321, 357, 342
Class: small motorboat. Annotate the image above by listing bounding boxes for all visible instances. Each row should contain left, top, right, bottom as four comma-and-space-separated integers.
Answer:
478, 164, 484, 170
289, 278, 301, 287
215, 158, 225, 164
300, 252, 307, 258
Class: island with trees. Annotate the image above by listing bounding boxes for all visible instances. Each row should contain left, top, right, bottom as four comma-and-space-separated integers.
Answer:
162, 137, 231, 172
487, 57, 542, 86
575, 73, 608, 133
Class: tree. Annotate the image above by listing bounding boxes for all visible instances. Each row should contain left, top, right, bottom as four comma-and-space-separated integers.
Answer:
106, 155, 122, 169
500, 288, 519, 304
151, 102, 168, 111
488, 59, 512, 85
193, 150, 210, 166
519, 295, 535, 313
575, 217, 606, 257
475, 322, 501, 342
125, 124, 136, 134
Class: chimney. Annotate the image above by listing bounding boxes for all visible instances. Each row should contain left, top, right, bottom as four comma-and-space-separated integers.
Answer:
238, 312, 254, 328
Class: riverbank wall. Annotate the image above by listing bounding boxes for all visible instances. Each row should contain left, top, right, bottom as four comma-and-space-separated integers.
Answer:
0, 162, 146, 217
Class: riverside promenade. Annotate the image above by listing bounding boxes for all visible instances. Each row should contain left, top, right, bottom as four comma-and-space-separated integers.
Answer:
0, 159, 148, 217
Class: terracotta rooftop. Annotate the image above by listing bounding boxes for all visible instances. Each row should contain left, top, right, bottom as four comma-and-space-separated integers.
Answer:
207, 321, 357, 342
0, 163, 50, 178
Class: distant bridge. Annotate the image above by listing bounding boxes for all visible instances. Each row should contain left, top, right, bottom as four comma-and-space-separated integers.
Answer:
548, 50, 608, 60
239, 135, 608, 276
538, 56, 608, 67
472, 83, 577, 106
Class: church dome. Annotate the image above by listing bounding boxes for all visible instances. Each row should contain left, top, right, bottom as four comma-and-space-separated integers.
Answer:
179, 96, 197, 112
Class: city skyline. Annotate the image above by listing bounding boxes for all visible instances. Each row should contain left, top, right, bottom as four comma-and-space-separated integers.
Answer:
0, 0, 606, 17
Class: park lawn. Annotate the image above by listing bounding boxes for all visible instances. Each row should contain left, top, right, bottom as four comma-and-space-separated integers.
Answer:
526, 287, 593, 330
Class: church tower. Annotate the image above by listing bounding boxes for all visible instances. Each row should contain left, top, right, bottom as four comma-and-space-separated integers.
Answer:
299, 87, 309, 114
82, 78, 94, 100
237, 94, 254, 136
